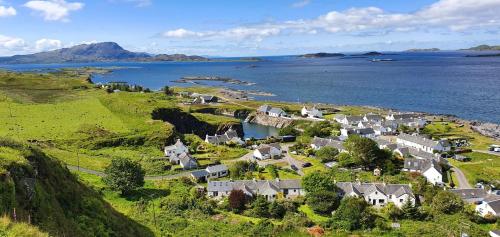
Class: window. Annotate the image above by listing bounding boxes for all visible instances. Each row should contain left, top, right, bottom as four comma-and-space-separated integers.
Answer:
213, 191, 218, 196
379, 199, 385, 204
400, 199, 403, 203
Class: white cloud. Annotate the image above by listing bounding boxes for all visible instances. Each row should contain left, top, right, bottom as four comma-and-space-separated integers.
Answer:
0, 5, 16, 17
291, 0, 311, 8
0, 35, 27, 55
35, 38, 62, 51
24, 0, 84, 21
161, 0, 500, 42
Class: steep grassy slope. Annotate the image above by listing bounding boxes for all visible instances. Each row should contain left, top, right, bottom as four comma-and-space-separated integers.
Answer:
0, 216, 49, 237
0, 138, 153, 237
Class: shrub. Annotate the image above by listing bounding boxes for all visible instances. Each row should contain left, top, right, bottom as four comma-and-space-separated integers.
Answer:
103, 158, 145, 195
431, 191, 464, 214
306, 190, 340, 215
315, 146, 339, 163
330, 197, 375, 231
302, 171, 337, 193
228, 190, 247, 213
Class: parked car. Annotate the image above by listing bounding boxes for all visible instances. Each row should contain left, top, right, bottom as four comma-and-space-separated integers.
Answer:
291, 164, 298, 171
302, 162, 312, 168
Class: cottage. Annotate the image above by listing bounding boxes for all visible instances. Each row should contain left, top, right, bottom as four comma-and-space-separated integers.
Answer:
192, 95, 218, 104
205, 129, 244, 145
301, 106, 323, 118
207, 179, 303, 201
449, 188, 489, 203
403, 158, 442, 184
169, 152, 198, 170
336, 182, 415, 208
164, 139, 189, 157
253, 143, 282, 160
363, 114, 383, 123
374, 138, 398, 151
258, 104, 287, 118
386, 113, 421, 121
206, 164, 229, 179
396, 133, 451, 154
476, 197, 500, 217
310, 136, 345, 152
190, 170, 209, 182
334, 114, 347, 123
338, 116, 364, 126
340, 127, 376, 138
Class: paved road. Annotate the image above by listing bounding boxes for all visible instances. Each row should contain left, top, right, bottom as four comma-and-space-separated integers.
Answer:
67, 165, 197, 180
472, 149, 500, 157
451, 165, 472, 189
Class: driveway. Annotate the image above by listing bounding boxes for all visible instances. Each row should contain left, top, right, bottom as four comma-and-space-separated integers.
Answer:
451, 165, 472, 189
472, 149, 500, 157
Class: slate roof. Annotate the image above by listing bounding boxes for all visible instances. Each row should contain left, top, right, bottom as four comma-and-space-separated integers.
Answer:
191, 170, 209, 179
346, 116, 364, 123
179, 153, 197, 168
408, 148, 438, 160
336, 182, 414, 198
207, 179, 302, 195
205, 129, 242, 145
206, 164, 228, 174
449, 188, 488, 201
364, 114, 383, 121
397, 133, 439, 148
269, 107, 285, 115
311, 137, 344, 150
403, 158, 442, 174
486, 199, 500, 213
258, 105, 272, 113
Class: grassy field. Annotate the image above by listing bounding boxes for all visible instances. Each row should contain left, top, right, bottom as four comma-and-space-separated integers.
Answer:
450, 152, 500, 185
422, 121, 497, 150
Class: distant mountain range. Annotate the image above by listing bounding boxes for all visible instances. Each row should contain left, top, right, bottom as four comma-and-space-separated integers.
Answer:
0, 42, 209, 64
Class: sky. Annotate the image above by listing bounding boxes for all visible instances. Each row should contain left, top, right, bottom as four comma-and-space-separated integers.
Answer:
1, 0, 500, 56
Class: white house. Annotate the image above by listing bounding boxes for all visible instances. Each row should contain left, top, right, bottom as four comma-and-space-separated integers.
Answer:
205, 164, 229, 179
363, 114, 383, 123
336, 182, 415, 208
338, 116, 364, 126
386, 113, 421, 121
192, 95, 218, 104
340, 127, 376, 138
476, 198, 500, 217
207, 179, 303, 201
310, 136, 346, 152
258, 104, 288, 118
253, 143, 282, 160
396, 133, 451, 154
164, 139, 189, 157
301, 106, 323, 118
205, 129, 244, 145
403, 158, 443, 185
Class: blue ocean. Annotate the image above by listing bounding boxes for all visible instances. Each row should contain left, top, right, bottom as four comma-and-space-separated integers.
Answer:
2, 51, 499, 123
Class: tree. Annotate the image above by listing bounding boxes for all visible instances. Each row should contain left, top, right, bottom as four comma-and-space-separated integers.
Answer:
315, 146, 339, 163
162, 86, 173, 95
431, 191, 464, 214
401, 200, 419, 219
304, 121, 333, 138
344, 135, 380, 170
268, 201, 286, 218
279, 125, 299, 136
251, 196, 270, 218
383, 202, 402, 221
331, 197, 375, 231
103, 158, 145, 195
337, 152, 355, 168
302, 172, 336, 193
306, 190, 340, 215
228, 190, 247, 213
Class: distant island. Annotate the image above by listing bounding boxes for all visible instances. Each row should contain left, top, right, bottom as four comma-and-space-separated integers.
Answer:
361, 51, 383, 56
299, 52, 345, 58
405, 48, 440, 52
0, 42, 262, 64
463, 44, 500, 51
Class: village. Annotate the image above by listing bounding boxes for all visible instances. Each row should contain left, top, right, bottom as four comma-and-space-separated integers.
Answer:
159, 93, 500, 229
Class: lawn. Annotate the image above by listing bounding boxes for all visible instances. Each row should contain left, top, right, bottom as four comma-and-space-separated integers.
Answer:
0, 97, 129, 140
449, 152, 500, 185
298, 205, 329, 224
422, 121, 497, 150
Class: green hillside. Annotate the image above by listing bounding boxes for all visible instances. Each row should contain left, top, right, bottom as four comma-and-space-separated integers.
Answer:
0, 138, 153, 237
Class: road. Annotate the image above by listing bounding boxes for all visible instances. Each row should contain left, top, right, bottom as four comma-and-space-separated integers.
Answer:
451, 165, 472, 189
67, 165, 197, 180
472, 149, 500, 157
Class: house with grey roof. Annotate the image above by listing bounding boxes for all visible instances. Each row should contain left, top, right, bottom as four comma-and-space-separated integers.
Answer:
164, 139, 189, 157
449, 188, 489, 203
310, 136, 346, 152
205, 128, 244, 145
192, 94, 218, 104
253, 143, 282, 160
340, 127, 376, 138
403, 158, 443, 184
396, 133, 451, 154
207, 179, 303, 201
363, 113, 383, 123
476, 198, 500, 217
301, 106, 323, 118
386, 112, 421, 121
336, 182, 415, 208
338, 115, 364, 126
374, 138, 398, 151
206, 164, 229, 179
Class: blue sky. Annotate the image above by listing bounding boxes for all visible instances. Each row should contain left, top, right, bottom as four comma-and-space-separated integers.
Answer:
1, 0, 500, 56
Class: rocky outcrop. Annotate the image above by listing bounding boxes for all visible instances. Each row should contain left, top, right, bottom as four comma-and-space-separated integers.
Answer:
245, 113, 294, 129
151, 108, 243, 138
193, 108, 251, 119
470, 122, 500, 140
